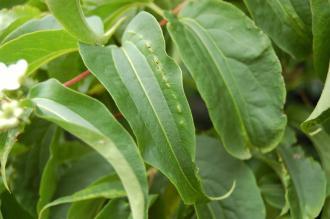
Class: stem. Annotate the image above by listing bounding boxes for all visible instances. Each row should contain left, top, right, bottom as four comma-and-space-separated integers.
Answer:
104, 16, 127, 40
147, 2, 165, 18
159, 0, 188, 26
64, 70, 91, 87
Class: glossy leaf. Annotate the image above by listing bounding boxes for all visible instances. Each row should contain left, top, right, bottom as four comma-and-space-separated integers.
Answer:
290, 0, 312, 28
39, 176, 126, 219
301, 67, 330, 135
1, 129, 21, 191
85, 0, 151, 29
46, 0, 105, 44
166, 0, 287, 159
309, 131, 330, 196
94, 199, 130, 219
2, 15, 60, 43
29, 79, 148, 219
194, 136, 265, 219
278, 144, 326, 219
310, 0, 330, 78
80, 12, 207, 204
0, 30, 77, 75
243, 0, 312, 59
39, 149, 114, 219
0, 5, 40, 42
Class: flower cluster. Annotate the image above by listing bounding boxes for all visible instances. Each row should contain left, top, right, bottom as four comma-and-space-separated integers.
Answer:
0, 60, 28, 130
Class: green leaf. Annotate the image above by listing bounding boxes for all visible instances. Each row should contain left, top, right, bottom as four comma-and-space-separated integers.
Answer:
290, 0, 312, 28
194, 136, 265, 219
2, 15, 60, 43
0, 30, 77, 75
301, 66, 330, 135
309, 130, 330, 196
46, 0, 105, 44
1, 128, 21, 191
259, 174, 286, 210
79, 12, 207, 204
166, 0, 287, 159
10, 122, 56, 217
29, 79, 148, 219
243, 0, 312, 59
85, 0, 151, 30
322, 198, 330, 219
310, 0, 330, 78
94, 199, 130, 219
78, 10, 234, 204
38, 148, 114, 219
39, 176, 126, 219
278, 144, 326, 219
0, 5, 40, 42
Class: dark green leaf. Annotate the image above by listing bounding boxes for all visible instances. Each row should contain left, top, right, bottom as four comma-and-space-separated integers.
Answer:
310, 0, 330, 78
166, 0, 287, 159
194, 136, 265, 219
29, 79, 148, 219
301, 67, 330, 135
80, 12, 207, 203
278, 144, 326, 219
243, 0, 312, 59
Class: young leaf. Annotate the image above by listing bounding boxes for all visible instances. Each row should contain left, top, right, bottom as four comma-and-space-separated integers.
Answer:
194, 136, 266, 219
0, 30, 77, 75
39, 176, 126, 219
278, 145, 326, 219
46, 0, 105, 44
2, 15, 61, 43
94, 199, 130, 219
243, 0, 312, 59
0, 5, 40, 42
1, 129, 21, 191
29, 79, 148, 219
166, 0, 287, 159
310, 0, 330, 78
85, 0, 151, 29
301, 66, 330, 135
80, 12, 207, 204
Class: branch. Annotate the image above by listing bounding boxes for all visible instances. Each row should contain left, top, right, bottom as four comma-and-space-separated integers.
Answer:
159, 0, 187, 26
64, 70, 91, 87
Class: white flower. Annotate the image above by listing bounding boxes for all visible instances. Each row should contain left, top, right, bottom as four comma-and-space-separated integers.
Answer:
0, 100, 24, 130
0, 117, 19, 130
0, 59, 28, 92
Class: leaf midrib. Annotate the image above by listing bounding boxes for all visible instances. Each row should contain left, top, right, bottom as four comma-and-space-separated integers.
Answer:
180, 18, 252, 148
119, 46, 199, 194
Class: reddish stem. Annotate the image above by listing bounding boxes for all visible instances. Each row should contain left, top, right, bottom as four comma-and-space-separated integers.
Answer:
64, 70, 91, 87
159, 1, 187, 26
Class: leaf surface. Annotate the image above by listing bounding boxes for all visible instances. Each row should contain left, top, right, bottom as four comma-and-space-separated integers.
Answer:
310, 0, 330, 78
243, 0, 312, 59
46, 0, 105, 44
0, 30, 77, 75
80, 12, 206, 203
194, 136, 265, 219
29, 79, 148, 219
166, 0, 287, 159
302, 66, 330, 135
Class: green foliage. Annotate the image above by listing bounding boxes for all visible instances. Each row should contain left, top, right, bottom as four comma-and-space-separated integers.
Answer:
0, 0, 329, 219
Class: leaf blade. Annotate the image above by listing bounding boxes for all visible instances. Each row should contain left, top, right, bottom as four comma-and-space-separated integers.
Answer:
166, 0, 287, 159
80, 12, 206, 203
29, 79, 148, 219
